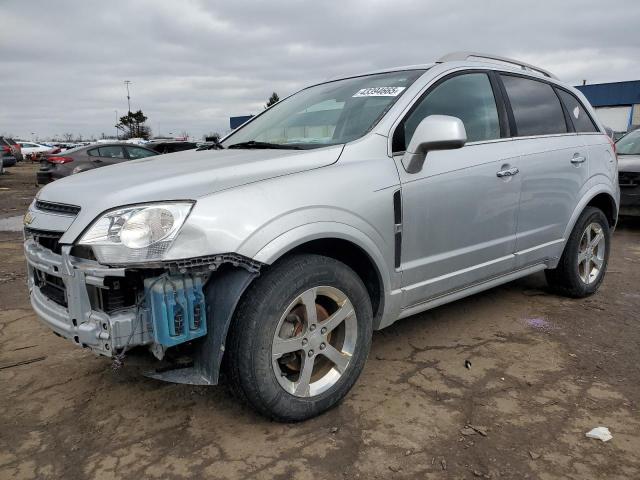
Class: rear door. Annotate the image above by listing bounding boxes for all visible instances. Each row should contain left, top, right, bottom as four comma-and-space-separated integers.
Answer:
499, 74, 590, 267
555, 88, 614, 201
394, 71, 522, 307
88, 145, 127, 166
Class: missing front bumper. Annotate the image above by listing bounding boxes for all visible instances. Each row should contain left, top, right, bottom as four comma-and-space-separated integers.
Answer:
25, 238, 151, 356
25, 238, 261, 385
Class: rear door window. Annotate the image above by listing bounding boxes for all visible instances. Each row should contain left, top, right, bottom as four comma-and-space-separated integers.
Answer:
126, 146, 157, 159
97, 146, 125, 159
501, 75, 567, 136
556, 89, 598, 133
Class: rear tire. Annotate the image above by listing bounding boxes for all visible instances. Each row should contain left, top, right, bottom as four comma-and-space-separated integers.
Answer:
225, 254, 373, 421
545, 207, 610, 298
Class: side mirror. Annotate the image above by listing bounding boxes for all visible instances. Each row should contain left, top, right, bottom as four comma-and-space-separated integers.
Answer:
401, 115, 467, 174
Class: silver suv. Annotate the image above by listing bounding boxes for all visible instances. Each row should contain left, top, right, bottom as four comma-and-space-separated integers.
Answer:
24, 52, 619, 420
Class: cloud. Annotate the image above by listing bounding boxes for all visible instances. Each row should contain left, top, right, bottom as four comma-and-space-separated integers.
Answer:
1, 0, 638, 140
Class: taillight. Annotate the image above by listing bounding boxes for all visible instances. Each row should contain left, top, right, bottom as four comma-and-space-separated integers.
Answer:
47, 156, 74, 164
49, 147, 61, 154
1, 145, 10, 153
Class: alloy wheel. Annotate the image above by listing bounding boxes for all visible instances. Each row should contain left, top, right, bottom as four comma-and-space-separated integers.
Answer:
577, 222, 606, 285
271, 286, 358, 397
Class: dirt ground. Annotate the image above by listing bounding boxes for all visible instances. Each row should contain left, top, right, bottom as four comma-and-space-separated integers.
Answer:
1, 162, 639, 479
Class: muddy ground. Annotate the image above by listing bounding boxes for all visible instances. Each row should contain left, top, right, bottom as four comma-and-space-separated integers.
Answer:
1, 162, 639, 479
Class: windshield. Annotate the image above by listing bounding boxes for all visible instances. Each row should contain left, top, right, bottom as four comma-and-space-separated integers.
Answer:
224, 70, 426, 149
617, 130, 640, 155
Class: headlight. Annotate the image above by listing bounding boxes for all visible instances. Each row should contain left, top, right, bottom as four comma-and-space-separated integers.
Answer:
79, 202, 194, 264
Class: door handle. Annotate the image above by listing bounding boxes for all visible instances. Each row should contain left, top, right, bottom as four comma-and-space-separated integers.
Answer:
496, 167, 519, 178
571, 154, 586, 164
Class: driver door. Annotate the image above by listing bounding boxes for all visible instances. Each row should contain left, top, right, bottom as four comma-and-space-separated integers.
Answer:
394, 71, 522, 308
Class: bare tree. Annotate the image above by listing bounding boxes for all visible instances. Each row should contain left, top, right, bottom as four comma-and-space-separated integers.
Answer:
204, 132, 221, 142
63, 133, 73, 142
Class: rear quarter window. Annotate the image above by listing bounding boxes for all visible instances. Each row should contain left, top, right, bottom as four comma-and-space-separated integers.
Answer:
501, 75, 567, 137
556, 89, 598, 133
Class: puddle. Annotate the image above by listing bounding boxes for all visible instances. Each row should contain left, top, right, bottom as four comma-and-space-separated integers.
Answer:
524, 317, 554, 332
0, 215, 24, 232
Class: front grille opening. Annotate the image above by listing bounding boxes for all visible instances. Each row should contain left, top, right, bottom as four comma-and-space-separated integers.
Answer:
34, 270, 67, 307
25, 228, 64, 255
35, 200, 81, 216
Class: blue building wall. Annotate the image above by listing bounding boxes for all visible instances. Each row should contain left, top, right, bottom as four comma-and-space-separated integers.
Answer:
230, 115, 254, 130
575, 80, 640, 108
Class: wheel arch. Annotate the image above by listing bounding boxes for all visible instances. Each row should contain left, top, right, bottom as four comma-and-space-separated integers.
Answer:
563, 186, 618, 241
585, 192, 617, 228
253, 222, 393, 329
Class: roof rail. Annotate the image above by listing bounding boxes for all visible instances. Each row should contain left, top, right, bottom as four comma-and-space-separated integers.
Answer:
436, 52, 558, 80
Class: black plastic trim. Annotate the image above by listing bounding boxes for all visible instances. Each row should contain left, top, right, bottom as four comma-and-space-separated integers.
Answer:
553, 87, 575, 133
393, 189, 402, 269
488, 70, 511, 138
35, 200, 81, 216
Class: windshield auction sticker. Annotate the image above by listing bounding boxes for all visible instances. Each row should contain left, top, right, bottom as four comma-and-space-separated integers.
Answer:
352, 87, 406, 97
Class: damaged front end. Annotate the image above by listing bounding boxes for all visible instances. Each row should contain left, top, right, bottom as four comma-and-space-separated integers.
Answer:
24, 202, 261, 385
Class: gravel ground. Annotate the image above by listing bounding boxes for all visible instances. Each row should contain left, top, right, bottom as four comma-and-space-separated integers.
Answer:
1, 162, 639, 479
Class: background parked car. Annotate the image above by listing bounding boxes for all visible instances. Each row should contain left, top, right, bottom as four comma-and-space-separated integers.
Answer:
0, 137, 19, 167
36, 142, 158, 185
0, 136, 23, 166
145, 140, 197, 154
19, 142, 54, 160
616, 129, 640, 216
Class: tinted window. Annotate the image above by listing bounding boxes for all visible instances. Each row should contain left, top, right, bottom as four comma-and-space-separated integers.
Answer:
501, 75, 567, 136
126, 146, 156, 159
98, 146, 125, 159
556, 89, 597, 133
399, 73, 500, 149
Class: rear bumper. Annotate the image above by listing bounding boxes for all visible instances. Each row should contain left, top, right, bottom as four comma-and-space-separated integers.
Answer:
25, 238, 152, 356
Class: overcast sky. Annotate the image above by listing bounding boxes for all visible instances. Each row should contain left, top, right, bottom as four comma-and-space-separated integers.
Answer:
2, 0, 639, 141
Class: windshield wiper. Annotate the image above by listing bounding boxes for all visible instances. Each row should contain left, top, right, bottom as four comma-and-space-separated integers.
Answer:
227, 141, 303, 150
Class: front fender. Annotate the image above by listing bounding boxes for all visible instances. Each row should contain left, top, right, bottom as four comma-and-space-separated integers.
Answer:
253, 220, 392, 286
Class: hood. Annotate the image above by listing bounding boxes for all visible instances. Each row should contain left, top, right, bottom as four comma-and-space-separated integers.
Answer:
618, 154, 640, 173
37, 145, 343, 241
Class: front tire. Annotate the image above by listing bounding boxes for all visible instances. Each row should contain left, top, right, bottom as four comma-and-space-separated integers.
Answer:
545, 207, 611, 298
225, 254, 373, 421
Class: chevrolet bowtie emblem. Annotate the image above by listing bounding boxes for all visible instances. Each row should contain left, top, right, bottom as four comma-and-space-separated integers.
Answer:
23, 211, 34, 226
